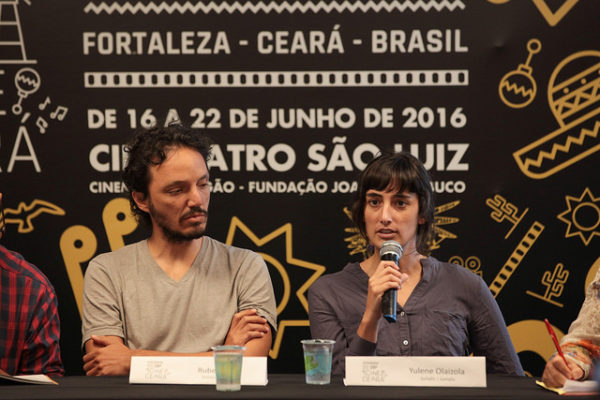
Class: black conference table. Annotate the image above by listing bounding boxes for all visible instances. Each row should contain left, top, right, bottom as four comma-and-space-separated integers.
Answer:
0, 374, 594, 400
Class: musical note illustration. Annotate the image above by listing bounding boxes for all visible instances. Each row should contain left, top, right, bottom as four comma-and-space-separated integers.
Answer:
36, 116, 48, 134
38, 96, 51, 110
50, 105, 68, 120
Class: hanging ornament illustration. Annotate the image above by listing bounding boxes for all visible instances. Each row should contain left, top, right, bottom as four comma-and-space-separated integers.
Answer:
499, 39, 541, 109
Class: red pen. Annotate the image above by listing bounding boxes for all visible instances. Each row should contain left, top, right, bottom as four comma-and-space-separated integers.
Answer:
544, 318, 569, 366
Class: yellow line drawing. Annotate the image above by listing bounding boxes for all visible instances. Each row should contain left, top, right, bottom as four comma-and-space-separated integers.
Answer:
102, 198, 138, 251
531, 0, 579, 27
225, 217, 326, 359
526, 263, 569, 308
489, 221, 544, 298
343, 207, 368, 259
429, 226, 457, 251
507, 320, 565, 375
60, 225, 97, 316
487, 0, 579, 27
436, 216, 460, 225
429, 200, 460, 251
59, 199, 139, 317
557, 187, 600, 246
435, 199, 460, 214
260, 253, 291, 315
499, 39, 541, 109
485, 194, 529, 239
269, 320, 310, 361
513, 51, 600, 179
550, 56, 600, 126
4, 199, 66, 233
515, 117, 600, 178
448, 255, 483, 277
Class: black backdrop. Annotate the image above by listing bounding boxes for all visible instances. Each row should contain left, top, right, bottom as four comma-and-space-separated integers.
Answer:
1, 0, 599, 376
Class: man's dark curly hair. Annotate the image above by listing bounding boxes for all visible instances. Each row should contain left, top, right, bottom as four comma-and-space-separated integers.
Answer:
350, 151, 435, 255
122, 123, 213, 226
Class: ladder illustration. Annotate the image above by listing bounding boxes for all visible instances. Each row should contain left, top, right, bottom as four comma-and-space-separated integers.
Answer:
0, 0, 36, 64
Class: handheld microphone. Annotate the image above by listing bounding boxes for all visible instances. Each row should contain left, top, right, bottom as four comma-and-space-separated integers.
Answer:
380, 240, 403, 323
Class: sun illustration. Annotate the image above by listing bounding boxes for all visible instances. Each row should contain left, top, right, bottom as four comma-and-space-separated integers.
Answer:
557, 187, 600, 246
225, 216, 325, 359
343, 200, 460, 257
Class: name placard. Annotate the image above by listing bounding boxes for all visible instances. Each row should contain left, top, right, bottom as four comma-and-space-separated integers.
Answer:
129, 356, 267, 385
344, 356, 486, 387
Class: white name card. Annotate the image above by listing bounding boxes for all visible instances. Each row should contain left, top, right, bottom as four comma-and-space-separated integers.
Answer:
344, 356, 486, 387
129, 356, 267, 385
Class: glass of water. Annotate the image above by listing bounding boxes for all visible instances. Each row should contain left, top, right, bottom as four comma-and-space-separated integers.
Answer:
212, 345, 245, 391
301, 339, 335, 384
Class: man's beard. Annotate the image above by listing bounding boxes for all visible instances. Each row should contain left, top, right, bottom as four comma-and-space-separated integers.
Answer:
149, 203, 208, 243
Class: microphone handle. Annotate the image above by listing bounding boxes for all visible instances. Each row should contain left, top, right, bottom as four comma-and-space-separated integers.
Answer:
380, 253, 400, 323
382, 288, 397, 323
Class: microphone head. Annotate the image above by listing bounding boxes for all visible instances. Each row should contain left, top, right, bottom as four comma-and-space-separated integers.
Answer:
379, 240, 403, 258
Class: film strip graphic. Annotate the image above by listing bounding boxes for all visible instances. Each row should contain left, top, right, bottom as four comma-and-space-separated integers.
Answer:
84, 70, 468, 88
489, 221, 545, 298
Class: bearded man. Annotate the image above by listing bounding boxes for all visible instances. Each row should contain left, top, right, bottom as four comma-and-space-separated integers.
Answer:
81, 123, 276, 376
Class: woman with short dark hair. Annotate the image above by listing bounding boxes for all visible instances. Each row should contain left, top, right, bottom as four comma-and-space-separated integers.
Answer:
308, 151, 523, 376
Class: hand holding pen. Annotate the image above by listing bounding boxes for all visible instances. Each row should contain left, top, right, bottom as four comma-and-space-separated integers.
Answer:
544, 319, 568, 365
541, 319, 584, 387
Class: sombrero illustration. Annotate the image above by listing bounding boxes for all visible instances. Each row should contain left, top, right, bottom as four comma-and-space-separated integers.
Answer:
513, 50, 600, 179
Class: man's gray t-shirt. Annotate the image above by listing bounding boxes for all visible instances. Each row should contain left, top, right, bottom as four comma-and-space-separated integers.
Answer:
81, 236, 277, 352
